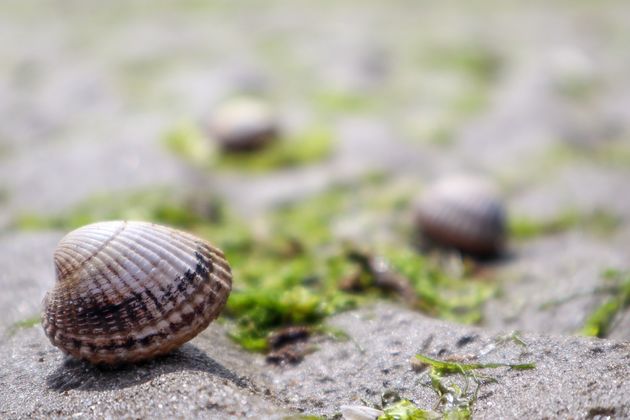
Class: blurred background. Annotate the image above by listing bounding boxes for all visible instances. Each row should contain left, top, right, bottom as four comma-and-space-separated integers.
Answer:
2, 0, 630, 345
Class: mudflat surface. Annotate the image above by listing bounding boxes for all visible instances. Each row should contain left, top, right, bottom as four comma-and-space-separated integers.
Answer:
2, 303, 629, 419
1, 0, 630, 418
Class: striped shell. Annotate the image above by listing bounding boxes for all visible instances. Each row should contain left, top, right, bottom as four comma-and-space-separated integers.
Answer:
208, 97, 278, 152
415, 175, 506, 257
42, 221, 232, 365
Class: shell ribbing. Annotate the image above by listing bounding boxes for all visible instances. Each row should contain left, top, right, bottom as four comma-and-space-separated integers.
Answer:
43, 221, 232, 365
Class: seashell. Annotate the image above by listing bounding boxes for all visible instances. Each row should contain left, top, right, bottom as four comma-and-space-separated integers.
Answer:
208, 97, 279, 152
414, 175, 506, 257
340, 405, 384, 420
42, 221, 232, 365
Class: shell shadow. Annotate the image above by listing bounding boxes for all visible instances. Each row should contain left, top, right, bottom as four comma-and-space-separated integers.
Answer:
413, 236, 517, 265
45, 344, 248, 392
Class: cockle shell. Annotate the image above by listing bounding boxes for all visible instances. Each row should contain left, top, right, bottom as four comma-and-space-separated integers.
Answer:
414, 175, 506, 257
42, 221, 232, 365
208, 97, 279, 152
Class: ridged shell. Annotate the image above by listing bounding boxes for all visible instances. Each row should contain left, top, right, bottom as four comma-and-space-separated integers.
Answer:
415, 175, 506, 257
42, 221, 232, 365
208, 97, 278, 152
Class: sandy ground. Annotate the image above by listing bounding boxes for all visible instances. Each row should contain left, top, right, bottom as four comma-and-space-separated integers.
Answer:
1, 303, 629, 418
1, 0, 630, 418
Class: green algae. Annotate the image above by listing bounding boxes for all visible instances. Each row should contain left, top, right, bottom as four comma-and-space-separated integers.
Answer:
509, 209, 620, 240
380, 399, 439, 420
422, 44, 502, 84
371, 333, 535, 420
312, 90, 380, 114
12, 177, 496, 353
403, 43, 500, 148
415, 354, 535, 375
393, 352, 534, 420
222, 244, 359, 351
0, 188, 9, 205
15, 188, 217, 231
163, 122, 214, 166
581, 269, 630, 338
589, 141, 630, 168
530, 142, 630, 175
413, 354, 534, 420
498, 141, 630, 196
221, 177, 493, 350
6, 315, 41, 337
219, 126, 333, 171
283, 416, 325, 420
163, 120, 334, 172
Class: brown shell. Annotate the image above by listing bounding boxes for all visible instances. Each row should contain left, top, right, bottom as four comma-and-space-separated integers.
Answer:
42, 221, 232, 365
208, 97, 278, 152
415, 175, 506, 257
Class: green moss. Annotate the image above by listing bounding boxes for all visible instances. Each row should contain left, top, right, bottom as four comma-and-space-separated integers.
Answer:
162, 121, 334, 172
581, 269, 630, 338
509, 209, 620, 239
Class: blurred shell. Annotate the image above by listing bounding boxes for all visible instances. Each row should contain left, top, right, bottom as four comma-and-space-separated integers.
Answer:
340, 405, 384, 420
415, 175, 506, 257
208, 97, 278, 152
42, 221, 232, 365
